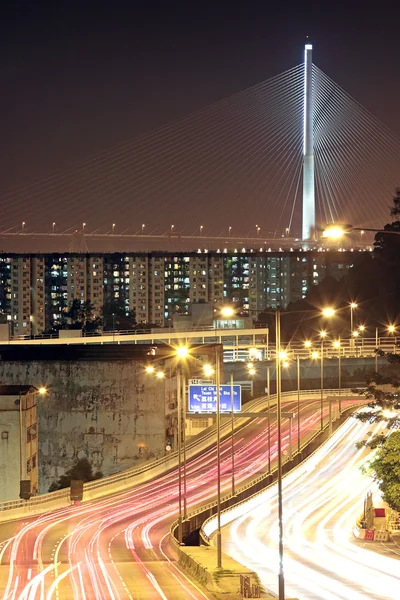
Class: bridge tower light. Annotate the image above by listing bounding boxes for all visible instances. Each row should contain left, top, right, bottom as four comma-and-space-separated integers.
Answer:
302, 43, 315, 242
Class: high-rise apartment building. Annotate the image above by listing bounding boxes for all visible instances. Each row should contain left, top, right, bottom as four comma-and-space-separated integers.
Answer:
0, 251, 356, 335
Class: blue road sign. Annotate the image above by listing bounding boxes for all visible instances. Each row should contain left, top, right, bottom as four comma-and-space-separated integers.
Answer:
188, 385, 241, 413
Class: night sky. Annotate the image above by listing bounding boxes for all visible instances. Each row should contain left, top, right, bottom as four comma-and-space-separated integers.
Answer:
1, 1, 399, 235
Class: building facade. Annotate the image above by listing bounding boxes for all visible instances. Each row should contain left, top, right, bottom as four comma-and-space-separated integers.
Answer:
0, 385, 38, 502
0, 250, 357, 336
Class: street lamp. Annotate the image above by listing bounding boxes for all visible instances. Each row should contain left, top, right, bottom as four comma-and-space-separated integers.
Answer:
332, 339, 342, 410
174, 345, 190, 540
156, 371, 165, 379
214, 344, 223, 568
323, 223, 400, 238
296, 355, 301, 453
350, 302, 357, 338
321, 307, 335, 318
142, 224, 145, 234
358, 325, 366, 353
387, 324, 397, 353
112, 223, 116, 234
203, 363, 214, 377
229, 368, 236, 496
22, 221, 26, 232
200, 225, 203, 234
319, 331, 327, 430
275, 310, 285, 600
52, 222, 56, 233
228, 226, 232, 236
304, 340, 312, 357
145, 365, 155, 374
220, 306, 235, 319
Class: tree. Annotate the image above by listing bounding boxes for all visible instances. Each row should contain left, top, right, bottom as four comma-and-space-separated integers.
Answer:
103, 298, 136, 330
65, 299, 103, 333
353, 350, 400, 428
367, 432, 400, 513
48, 458, 102, 492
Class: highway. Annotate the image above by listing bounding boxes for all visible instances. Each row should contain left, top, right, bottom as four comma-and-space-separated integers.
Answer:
215, 417, 400, 600
0, 396, 359, 599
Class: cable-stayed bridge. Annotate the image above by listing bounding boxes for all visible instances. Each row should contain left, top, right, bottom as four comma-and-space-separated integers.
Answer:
1, 45, 399, 251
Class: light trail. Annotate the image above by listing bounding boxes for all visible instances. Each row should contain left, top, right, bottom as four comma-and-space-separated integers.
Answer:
0, 397, 360, 599
215, 416, 399, 599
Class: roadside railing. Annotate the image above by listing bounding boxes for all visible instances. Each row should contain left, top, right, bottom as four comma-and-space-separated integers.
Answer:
197, 402, 365, 545
0, 388, 361, 519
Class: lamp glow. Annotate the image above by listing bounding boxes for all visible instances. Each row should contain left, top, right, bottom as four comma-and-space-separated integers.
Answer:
312, 351, 320, 359
322, 307, 335, 318
145, 365, 155, 374
221, 306, 235, 318
203, 364, 214, 376
156, 371, 165, 379
38, 387, 47, 395
176, 346, 190, 359
322, 223, 353, 239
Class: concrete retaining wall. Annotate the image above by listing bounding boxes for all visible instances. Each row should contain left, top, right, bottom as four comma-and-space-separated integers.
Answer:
0, 360, 165, 492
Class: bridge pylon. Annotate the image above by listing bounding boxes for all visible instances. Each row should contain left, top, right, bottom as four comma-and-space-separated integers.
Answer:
302, 43, 316, 241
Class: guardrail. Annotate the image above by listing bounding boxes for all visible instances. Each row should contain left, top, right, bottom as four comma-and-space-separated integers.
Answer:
0, 388, 360, 521
8, 327, 268, 348
168, 400, 364, 546
196, 401, 365, 545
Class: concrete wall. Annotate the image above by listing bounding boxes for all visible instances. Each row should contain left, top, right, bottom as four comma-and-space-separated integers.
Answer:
0, 360, 165, 493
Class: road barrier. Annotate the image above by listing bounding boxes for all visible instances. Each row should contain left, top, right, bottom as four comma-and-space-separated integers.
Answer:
0, 388, 361, 523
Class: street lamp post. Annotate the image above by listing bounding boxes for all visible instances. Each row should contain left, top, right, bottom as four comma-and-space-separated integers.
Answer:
267, 365, 271, 473
375, 327, 379, 373
320, 332, 326, 431
19, 392, 23, 484
230, 372, 235, 496
350, 302, 357, 334
296, 355, 301, 453
215, 346, 222, 569
177, 367, 183, 544
275, 310, 285, 600
388, 324, 397, 352
332, 338, 341, 413
181, 367, 188, 519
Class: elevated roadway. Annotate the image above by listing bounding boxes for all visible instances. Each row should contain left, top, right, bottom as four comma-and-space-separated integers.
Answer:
0, 392, 362, 599
205, 417, 400, 599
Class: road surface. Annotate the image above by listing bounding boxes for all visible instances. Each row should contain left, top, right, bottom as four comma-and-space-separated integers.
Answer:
0, 397, 359, 599
218, 417, 400, 600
